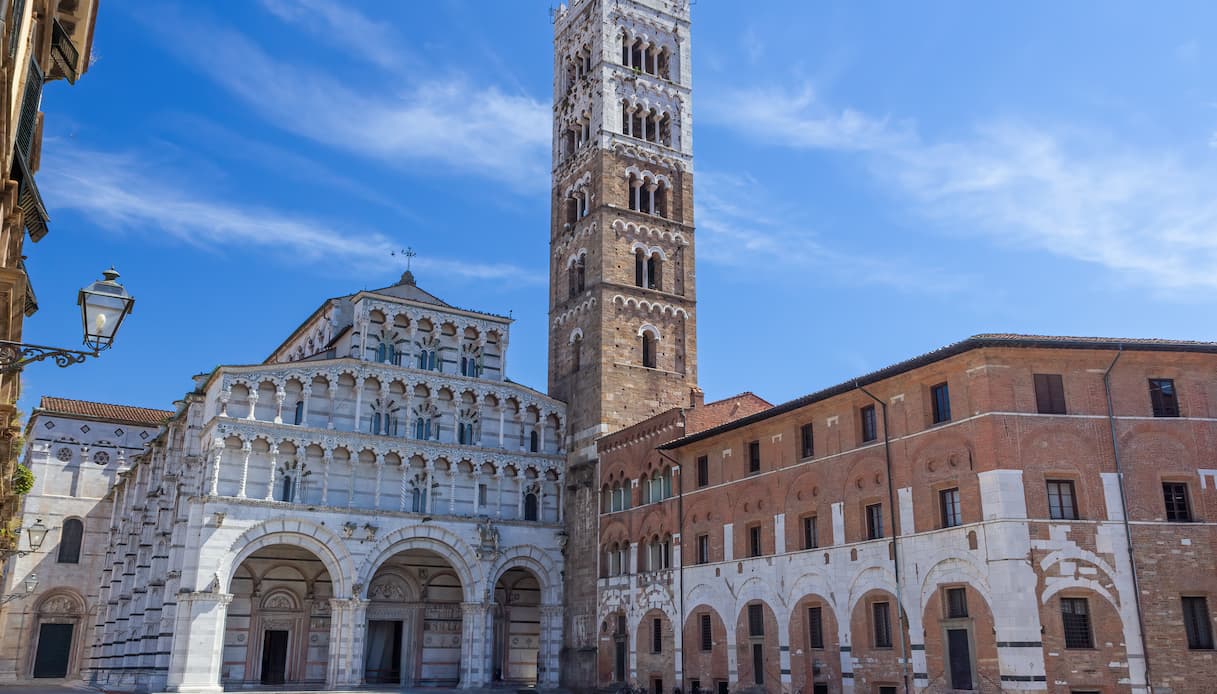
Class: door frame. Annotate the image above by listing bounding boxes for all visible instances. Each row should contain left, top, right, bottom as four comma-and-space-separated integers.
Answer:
940, 623, 977, 691
26, 591, 86, 680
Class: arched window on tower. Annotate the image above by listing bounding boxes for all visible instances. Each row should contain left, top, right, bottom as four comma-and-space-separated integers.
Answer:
647, 253, 662, 291
569, 254, 586, 298
571, 333, 582, 373
57, 518, 83, 564
640, 328, 658, 369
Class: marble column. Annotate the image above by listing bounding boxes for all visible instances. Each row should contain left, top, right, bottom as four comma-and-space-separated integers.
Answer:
163, 591, 233, 694
327, 598, 369, 688
538, 604, 564, 686
460, 602, 491, 687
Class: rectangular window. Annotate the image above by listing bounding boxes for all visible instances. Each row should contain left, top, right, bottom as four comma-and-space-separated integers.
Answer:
872, 601, 893, 648
1034, 373, 1067, 414
748, 603, 764, 637
748, 440, 761, 474
940, 487, 962, 528
931, 382, 952, 424
1061, 597, 1094, 649
1183, 596, 1215, 650
696, 455, 709, 487
748, 525, 762, 557
652, 618, 662, 653
861, 404, 877, 443
1047, 480, 1079, 520
700, 613, 713, 651
800, 422, 814, 458
802, 515, 818, 550
696, 534, 709, 564
478, 484, 488, 507
1164, 482, 1192, 522
1149, 378, 1180, 417
946, 587, 968, 619
866, 503, 884, 540
808, 606, 824, 649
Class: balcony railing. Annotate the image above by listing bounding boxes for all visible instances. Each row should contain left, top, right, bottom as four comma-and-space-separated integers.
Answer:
49, 18, 80, 84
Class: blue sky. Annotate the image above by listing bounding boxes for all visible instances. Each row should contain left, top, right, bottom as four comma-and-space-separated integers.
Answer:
19, 1, 1217, 415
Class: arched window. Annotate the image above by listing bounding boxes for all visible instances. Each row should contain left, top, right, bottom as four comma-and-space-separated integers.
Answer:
571, 335, 582, 373
641, 330, 657, 369
293, 401, 304, 426
635, 249, 645, 287
375, 342, 397, 364
461, 355, 480, 378
416, 349, 437, 371
647, 254, 662, 290
411, 487, 425, 513
458, 422, 476, 445
279, 475, 295, 503
524, 492, 539, 521
530, 430, 540, 453
609, 543, 622, 576
568, 254, 586, 298
57, 518, 83, 564
414, 417, 433, 440
369, 412, 382, 435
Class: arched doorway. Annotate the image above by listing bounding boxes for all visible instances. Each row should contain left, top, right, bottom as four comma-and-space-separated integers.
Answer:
223, 544, 333, 687
30, 591, 85, 679
366, 549, 463, 687
492, 567, 541, 684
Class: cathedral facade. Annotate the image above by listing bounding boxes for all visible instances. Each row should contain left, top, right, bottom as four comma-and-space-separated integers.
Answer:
88, 274, 568, 692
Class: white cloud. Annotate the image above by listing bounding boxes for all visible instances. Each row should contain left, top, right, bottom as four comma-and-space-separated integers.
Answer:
38, 143, 542, 285
702, 83, 910, 151
884, 123, 1217, 291
258, 0, 406, 69
145, 12, 550, 190
706, 80, 1217, 292
695, 171, 964, 292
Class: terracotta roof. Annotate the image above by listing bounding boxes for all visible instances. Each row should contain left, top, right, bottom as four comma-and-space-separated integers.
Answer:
37, 397, 174, 426
660, 333, 1217, 451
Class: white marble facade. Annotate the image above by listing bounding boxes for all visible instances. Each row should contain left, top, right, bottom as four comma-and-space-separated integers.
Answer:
88, 273, 568, 693
0, 398, 169, 684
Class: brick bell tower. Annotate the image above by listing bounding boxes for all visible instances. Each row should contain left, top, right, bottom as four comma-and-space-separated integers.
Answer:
548, 0, 698, 687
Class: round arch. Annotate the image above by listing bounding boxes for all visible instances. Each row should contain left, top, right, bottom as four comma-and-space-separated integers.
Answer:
356, 525, 480, 602
221, 519, 353, 598
489, 546, 561, 605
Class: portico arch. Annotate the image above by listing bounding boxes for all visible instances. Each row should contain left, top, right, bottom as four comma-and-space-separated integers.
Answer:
357, 525, 480, 602
221, 518, 353, 598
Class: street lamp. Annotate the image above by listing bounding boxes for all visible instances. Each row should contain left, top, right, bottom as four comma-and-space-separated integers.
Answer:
25, 519, 48, 553
0, 572, 37, 605
0, 267, 135, 372
1, 518, 50, 561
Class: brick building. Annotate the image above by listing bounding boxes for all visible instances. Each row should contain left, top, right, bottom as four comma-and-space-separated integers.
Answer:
595, 335, 1217, 694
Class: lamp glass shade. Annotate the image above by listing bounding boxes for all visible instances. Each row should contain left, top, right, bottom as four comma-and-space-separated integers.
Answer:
26, 519, 48, 551
23, 573, 37, 594
78, 268, 134, 351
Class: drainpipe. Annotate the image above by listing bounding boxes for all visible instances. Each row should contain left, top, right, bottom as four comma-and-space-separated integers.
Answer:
1103, 348, 1153, 694
857, 382, 911, 694
657, 442, 686, 693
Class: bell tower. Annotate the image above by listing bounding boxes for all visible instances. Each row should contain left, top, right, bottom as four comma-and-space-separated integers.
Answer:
548, 0, 697, 686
